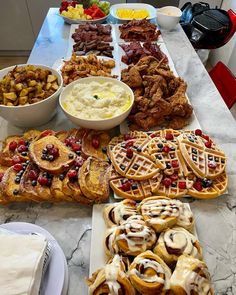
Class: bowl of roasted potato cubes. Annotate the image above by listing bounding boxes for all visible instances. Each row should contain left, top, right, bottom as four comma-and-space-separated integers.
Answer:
0, 64, 63, 127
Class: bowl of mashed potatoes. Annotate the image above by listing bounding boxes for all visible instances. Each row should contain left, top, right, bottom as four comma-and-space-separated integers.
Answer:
59, 76, 134, 130
157, 6, 182, 30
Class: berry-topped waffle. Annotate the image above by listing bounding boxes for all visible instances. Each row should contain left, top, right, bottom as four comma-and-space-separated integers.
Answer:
109, 128, 227, 200
178, 130, 226, 179
109, 141, 160, 181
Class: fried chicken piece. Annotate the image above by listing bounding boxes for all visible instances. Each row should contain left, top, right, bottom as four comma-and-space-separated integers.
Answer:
167, 116, 190, 129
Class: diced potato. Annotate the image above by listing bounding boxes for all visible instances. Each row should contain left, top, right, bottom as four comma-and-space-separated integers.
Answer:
15, 83, 23, 91
46, 82, 52, 90
51, 82, 59, 90
19, 96, 28, 105
28, 80, 37, 87
47, 75, 57, 83
3, 92, 17, 101
20, 88, 29, 97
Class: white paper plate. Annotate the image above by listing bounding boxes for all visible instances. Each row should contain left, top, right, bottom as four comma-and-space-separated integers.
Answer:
52, 55, 121, 81
110, 3, 156, 22
90, 203, 197, 275
0, 222, 69, 295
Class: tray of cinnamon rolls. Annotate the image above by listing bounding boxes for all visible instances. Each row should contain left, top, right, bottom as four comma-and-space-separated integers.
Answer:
87, 196, 214, 294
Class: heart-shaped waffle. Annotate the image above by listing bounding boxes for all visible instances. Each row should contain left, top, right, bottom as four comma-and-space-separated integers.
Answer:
110, 143, 160, 180
178, 133, 226, 179
157, 173, 193, 198
110, 172, 162, 201
188, 171, 228, 199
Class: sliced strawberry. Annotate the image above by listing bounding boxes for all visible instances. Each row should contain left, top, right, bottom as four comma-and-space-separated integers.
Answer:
71, 143, 81, 152
193, 181, 203, 191
38, 176, 48, 186
163, 145, 170, 153
120, 181, 131, 191
150, 133, 156, 138
13, 163, 23, 172
125, 140, 134, 148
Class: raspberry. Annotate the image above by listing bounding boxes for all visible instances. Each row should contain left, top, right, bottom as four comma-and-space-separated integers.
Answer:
163, 145, 170, 153
68, 170, 77, 179
37, 176, 48, 186
12, 155, 22, 165
126, 148, 133, 159
75, 157, 84, 167
120, 181, 131, 191
92, 137, 100, 149
205, 141, 212, 148
71, 143, 81, 152
28, 170, 38, 180
170, 174, 178, 181
195, 129, 202, 136
165, 133, 174, 140
150, 133, 156, 138
65, 136, 76, 146
17, 145, 27, 153
208, 161, 217, 169
125, 140, 134, 148
124, 134, 132, 141
162, 177, 172, 188
193, 181, 203, 191
13, 163, 23, 172
49, 147, 59, 158
171, 160, 179, 168
9, 141, 18, 152
178, 181, 186, 189
0, 172, 4, 182
18, 139, 26, 146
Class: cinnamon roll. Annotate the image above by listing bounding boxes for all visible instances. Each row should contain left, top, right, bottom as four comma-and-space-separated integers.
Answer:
177, 203, 194, 232
104, 227, 119, 257
170, 255, 214, 294
87, 255, 136, 295
138, 196, 183, 232
153, 227, 203, 267
103, 199, 138, 228
128, 250, 171, 295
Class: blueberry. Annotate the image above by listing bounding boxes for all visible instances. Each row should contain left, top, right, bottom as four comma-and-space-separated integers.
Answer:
171, 182, 177, 187
221, 159, 225, 164
156, 155, 162, 160
48, 155, 54, 161
68, 153, 74, 159
136, 147, 142, 152
192, 155, 197, 161
76, 151, 81, 155
31, 180, 37, 186
133, 164, 139, 170
208, 155, 213, 160
15, 177, 21, 184
132, 184, 138, 190
13, 189, 19, 195
41, 154, 47, 160
157, 143, 163, 148
59, 174, 65, 180
202, 178, 213, 188
21, 152, 27, 156
215, 157, 219, 162
120, 164, 125, 171
121, 179, 125, 184
170, 147, 175, 151
22, 163, 27, 169
166, 163, 171, 169
102, 147, 107, 153
121, 143, 126, 148
43, 172, 48, 178
26, 160, 30, 164
42, 148, 47, 154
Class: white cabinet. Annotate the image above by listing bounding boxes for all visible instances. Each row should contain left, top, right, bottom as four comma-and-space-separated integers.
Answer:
0, 0, 35, 51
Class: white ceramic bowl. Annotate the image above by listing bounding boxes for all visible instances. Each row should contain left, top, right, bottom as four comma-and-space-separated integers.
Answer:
110, 3, 156, 23
59, 76, 134, 130
61, 13, 109, 24
0, 64, 63, 127
157, 6, 182, 30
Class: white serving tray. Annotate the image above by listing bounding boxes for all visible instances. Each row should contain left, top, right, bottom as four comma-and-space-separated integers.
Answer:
0, 222, 69, 295
89, 203, 197, 276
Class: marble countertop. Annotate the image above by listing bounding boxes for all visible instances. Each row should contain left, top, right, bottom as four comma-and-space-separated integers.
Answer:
1, 8, 236, 294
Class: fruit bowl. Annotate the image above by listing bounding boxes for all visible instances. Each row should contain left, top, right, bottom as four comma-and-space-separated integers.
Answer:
0, 64, 63, 127
59, 76, 134, 130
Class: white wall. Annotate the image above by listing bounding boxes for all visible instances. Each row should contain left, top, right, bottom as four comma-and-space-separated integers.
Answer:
209, 0, 236, 75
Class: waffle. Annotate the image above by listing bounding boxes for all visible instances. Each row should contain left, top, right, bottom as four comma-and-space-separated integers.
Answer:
110, 143, 159, 180
157, 173, 194, 198
178, 133, 226, 179
110, 172, 162, 200
188, 171, 228, 199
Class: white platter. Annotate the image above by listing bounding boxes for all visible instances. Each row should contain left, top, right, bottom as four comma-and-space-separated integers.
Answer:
0, 222, 69, 295
52, 55, 121, 80
110, 3, 156, 22
90, 203, 197, 275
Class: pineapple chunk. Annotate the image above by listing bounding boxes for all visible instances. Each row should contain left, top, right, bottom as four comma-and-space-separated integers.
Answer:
3, 92, 17, 101
20, 88, 29, 97
19, 96, 28, 105
47, 75, 57, 83
28, 80, 37, 87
